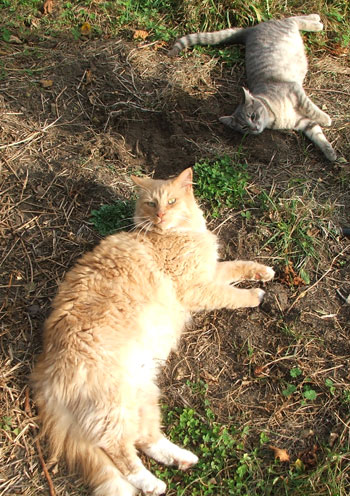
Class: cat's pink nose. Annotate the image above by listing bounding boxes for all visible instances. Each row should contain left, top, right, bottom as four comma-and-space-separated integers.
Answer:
157, 211, 165, 220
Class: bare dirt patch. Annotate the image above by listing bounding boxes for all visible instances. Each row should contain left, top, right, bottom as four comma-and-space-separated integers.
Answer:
1, 35, 350, 495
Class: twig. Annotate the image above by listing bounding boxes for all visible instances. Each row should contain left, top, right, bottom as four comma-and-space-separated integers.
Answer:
287, 245, 350, 314
25, 388, 56, 496
0, 117, 61, 149
305, 88, 350, 97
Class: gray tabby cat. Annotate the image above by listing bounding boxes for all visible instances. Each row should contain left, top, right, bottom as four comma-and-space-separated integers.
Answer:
169, 15, 337, 161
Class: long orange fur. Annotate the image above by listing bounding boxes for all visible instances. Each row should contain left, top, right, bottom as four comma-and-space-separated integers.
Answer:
31, 167, 274, 495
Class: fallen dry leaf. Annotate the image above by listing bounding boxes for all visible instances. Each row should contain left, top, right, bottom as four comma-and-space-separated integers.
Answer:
133, 29, 149, 40
40, 79, 53, 88
154, 40, 168, 50
81, 22, 92, 36
280, 261, 304, 287
85, 69, 93, 84
269, 445, 290, 462
328, 432, 339, 448
254, 365, 269, 377
43, 0, 53, 15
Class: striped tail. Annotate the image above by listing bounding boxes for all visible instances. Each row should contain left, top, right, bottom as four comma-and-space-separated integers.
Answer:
168, 27, 246, 57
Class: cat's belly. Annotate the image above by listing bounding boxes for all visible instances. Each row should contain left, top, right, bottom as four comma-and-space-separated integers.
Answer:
127, 300, 190, 384
267, 99, 299, 130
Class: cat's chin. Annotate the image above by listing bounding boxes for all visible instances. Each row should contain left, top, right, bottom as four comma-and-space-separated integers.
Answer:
249, 127, 263, 135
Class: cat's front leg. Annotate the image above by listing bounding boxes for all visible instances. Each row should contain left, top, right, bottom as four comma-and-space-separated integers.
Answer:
184, 283, 266, 312
295, 118, 337, 161
215, 261, 275, 284
294, 86, 332, 126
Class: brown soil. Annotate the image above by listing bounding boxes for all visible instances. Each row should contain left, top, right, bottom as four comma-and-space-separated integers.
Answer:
1, 35, 350, 495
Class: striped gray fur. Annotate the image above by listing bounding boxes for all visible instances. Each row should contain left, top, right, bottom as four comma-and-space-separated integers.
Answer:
169, 15, 337, 161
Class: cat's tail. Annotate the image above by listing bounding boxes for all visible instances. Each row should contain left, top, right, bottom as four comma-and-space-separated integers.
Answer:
32, 397, 137, 496
168, 27, 247, 57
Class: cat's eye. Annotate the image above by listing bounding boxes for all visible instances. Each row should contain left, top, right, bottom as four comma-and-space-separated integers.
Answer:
168, 198, 176, 205
146, 201, 156, 208
251, 113, 256, 120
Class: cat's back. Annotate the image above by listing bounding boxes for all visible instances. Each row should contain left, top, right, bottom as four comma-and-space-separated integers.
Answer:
245, 18, 307, 88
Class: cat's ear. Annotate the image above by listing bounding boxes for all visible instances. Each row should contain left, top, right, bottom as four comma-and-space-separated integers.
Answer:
242, 87, 253, 105
130, 175, 152, 189
219, 115, 234, 128
174, 167, 193, 192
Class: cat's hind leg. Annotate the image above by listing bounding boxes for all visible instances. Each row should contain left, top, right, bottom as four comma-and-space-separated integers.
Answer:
96, 392, 167, 496
136, 384, 198, 471
103, 440, 167, 496
215, 261, 275, 284
290, 14, 323, 32
141, 437, 199, 471
93, 467, 138, 496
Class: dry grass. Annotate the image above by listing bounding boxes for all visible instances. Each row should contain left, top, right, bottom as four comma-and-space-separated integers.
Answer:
0, 7, 350, 496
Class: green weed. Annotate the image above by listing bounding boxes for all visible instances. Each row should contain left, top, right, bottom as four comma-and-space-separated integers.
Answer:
158, 381, 350, 495
0, 416, 20, 436
194, 155, 249, 218
2, 0, 348, 55
257, 186, 335, 283
90, 200, 135, 236
282, 367, 317, 403
156, 382, 259, 495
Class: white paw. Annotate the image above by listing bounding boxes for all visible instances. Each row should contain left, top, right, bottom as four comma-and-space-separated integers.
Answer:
253, 265, 275, 282
176, 449, 199, 471
249, 288, 265, 307
325, 145, 337, 162
143, 438, 198, 471
261, 266, 275, 282
256, 288, 265, 303
319, 114, 331, 127
127, 469, 166, 495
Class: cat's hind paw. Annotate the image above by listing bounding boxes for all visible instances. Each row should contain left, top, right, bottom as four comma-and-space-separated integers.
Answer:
127, 469, 166, 496
142, 438, 198, 471
177, 450, 199, 471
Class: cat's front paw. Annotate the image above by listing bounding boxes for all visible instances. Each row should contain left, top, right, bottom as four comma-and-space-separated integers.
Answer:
249, 288, 265, 307
252, 265, 275, 282
318, 113, 332, 127
324, 144, 337, 162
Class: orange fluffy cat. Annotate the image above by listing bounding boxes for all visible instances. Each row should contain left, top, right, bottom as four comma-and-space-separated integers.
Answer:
31, 168, 274, 496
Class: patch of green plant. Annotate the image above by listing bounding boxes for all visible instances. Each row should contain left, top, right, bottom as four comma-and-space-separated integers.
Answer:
156, 382, 259, 495
257, 186, 336, 283
2, 0, 348, 54
158, 380, 350, 495
282, 367, 317, 403
0, 416, 20, 436
194, 155, 250, 218
90, 200, 135, 236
